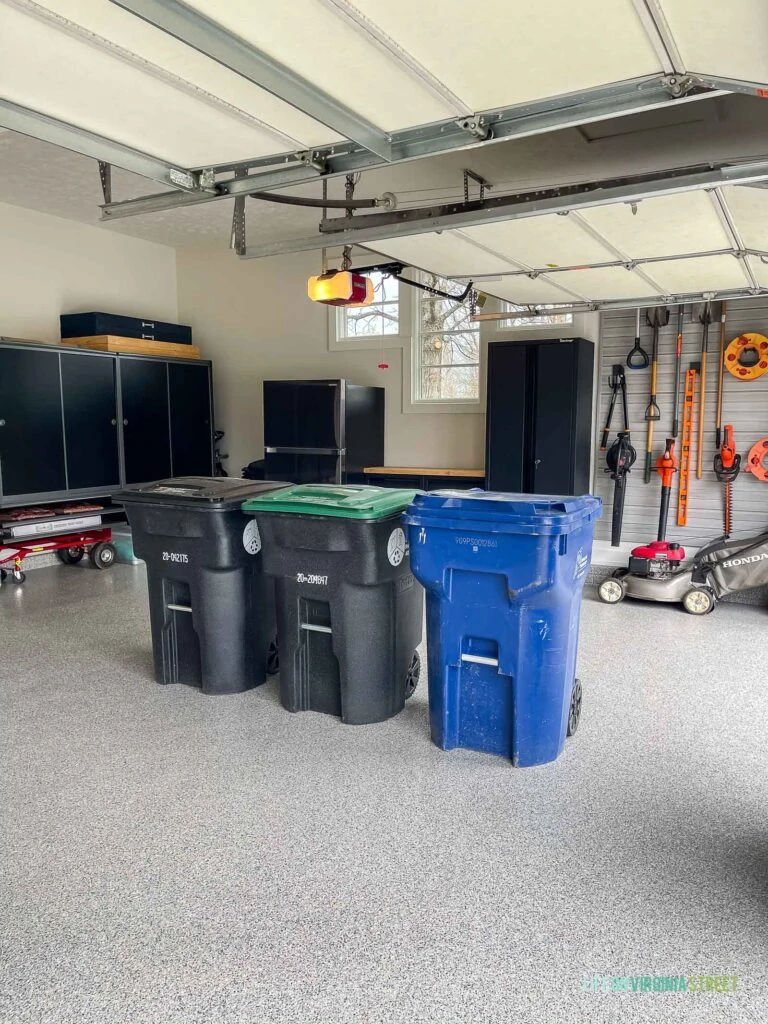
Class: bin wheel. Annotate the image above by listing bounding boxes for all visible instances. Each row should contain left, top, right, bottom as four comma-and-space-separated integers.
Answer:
11, 569, 26, 584
57, 546, 85, 565
682, 587, 716, 615
89, 542, 116, 570
405, 650, 421, 699
266, 638, 280, 675
567, 679, 582, 737
598, 576, 626, 604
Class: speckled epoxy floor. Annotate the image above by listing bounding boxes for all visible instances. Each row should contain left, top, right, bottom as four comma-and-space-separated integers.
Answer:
2, 563, 767, 1024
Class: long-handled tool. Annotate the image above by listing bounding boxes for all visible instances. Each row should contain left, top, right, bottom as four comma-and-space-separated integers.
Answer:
677, 362, 699, 527
713, 424, 740, 538
643, 306, 668, 483
600, 363, 635, 546
605, 432, 636, 547
715, 301, 727, 448
671, 306, 684, 438
696, 301, 713, 478
600, 364, 628, 451
627, 308, 650, 369
656, 438, 678, 543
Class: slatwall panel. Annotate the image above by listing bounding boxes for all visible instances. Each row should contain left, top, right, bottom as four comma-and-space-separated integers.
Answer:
592, 298, 768, 549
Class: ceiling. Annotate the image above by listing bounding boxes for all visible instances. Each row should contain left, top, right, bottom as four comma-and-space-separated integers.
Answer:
1, 0, 768, 309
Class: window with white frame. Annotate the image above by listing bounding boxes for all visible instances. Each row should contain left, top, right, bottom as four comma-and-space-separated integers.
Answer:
497, 301, 573, 329
412, 272, 480, 402
336, 271, 400, 339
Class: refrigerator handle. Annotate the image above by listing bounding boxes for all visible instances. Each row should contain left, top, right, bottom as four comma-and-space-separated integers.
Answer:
334, 381, 344, 451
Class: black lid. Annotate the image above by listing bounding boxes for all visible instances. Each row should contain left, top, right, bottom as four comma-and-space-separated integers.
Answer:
117, 477, 291, 510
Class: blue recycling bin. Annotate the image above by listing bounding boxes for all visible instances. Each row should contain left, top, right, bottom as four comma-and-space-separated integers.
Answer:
404, 491, 601, 767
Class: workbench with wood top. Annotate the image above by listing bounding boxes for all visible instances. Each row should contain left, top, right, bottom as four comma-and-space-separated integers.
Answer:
363, 466, 486, 490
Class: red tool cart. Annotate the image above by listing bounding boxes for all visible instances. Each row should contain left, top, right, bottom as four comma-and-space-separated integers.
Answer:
0, 502, 124, 586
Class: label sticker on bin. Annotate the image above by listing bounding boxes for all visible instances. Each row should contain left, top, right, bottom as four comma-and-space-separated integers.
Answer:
387, 528, 406, 566
243, 520, 261, 555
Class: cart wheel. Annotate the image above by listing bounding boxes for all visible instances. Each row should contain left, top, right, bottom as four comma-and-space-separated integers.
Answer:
57, 546, 85, 565
405, 650, 421, 699
266, 638, 280, 675
682, 587, 715, 615
567, 678, 582, 737
598, 576, 626, 604
0, 568, 6, 585
11, 569, 26, 584
89, 542, 116, 570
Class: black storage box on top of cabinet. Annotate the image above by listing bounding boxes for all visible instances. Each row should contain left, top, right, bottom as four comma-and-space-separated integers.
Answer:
485, 337, 594, 495
61, 312, 192, 345
263, 379, 384, 484
119, 477, 289, 695
0, 341, 213, 506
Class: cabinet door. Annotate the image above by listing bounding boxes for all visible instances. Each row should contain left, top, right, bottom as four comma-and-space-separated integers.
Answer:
60, 352, 120, 491
119, 358, 171, 484
485, 342, 528, 492
0, 347, 66, 498
532, 342, 577, 495
168, 362, 213, 476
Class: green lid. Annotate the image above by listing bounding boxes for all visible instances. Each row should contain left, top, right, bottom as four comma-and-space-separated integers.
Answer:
242, 483, 418, 519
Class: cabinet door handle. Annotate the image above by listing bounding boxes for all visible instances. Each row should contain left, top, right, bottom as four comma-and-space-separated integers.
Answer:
0, 419, 5, 427
123, 418, 129, 426
111, 418, 117, 426
534, 458, 542, 466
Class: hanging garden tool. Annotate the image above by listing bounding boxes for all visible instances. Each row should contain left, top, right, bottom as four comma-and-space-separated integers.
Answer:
599, 364, 628, 451
714, 302, 727, 448
600, 363, 635, 546
643, 306, 668, 483
724, 332, 768, 380
671, 306, 684, 439
713, 425, 740, 538
696, 301, 714, 478
605, 432, 636, 547
676, 362, 699, 527
626, 308, 649, 369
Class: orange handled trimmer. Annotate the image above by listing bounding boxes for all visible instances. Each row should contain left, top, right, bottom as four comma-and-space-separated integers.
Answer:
656, 438, 678, 542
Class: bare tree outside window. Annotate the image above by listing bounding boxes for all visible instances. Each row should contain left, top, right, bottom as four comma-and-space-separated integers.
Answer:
416, 273, 479, 401
500, 302, 573, 328
339, 272, 400, 337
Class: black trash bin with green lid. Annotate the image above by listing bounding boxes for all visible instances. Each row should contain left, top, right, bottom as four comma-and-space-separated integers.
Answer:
119, 477, 290, 695
242, 484, 423, 725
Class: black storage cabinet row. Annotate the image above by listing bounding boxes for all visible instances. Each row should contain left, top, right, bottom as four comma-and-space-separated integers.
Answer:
0, 342, 213, 506
485, 337, 594, 495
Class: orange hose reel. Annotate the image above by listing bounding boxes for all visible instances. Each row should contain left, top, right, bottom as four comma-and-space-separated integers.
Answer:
724, 333, 768, 380
744, 438, 768, 482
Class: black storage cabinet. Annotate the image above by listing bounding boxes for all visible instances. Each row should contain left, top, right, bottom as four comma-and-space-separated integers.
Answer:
119, 477, 288, 695
243, 490, 423, 725
60, 311, 192, 345
486, 337, 594, 495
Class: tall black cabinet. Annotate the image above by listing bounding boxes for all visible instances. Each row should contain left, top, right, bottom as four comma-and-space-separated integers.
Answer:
486, 337, 594, 495
0, 343, 213, 506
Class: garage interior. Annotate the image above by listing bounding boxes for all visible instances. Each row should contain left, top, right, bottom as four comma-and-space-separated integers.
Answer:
2, 2, 768, 1021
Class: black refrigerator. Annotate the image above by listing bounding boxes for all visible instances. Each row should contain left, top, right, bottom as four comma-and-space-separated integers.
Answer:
263, 379, 384, 484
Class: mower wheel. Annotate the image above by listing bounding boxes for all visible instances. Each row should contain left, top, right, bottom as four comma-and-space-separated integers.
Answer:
57, 546, 85, 565
567, 679, 582, 737
598, 576, 626, 604
89, 542, 116, 570
682, 587, 715, 616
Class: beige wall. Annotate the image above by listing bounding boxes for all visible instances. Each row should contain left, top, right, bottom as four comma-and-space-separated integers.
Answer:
0, 201, 177, 341
176, 248, 598, 476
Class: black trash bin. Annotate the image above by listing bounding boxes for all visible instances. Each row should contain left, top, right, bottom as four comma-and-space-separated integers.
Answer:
242, 484, 423, 725
119, 477, 290, 694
